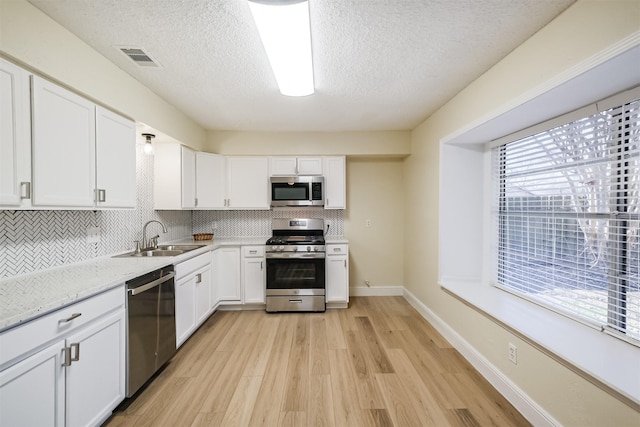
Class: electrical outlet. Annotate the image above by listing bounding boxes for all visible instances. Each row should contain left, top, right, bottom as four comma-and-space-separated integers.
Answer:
508, 343, 518, 365
365, 219, 372, 228
365, 280, 371, 287
86, 227, 100, 244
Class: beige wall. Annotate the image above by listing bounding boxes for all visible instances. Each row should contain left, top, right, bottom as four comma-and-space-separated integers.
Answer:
0, 0, 206, 149
345, 158, 404, 289
206, 130, 410, 157
406, 1, 640, 425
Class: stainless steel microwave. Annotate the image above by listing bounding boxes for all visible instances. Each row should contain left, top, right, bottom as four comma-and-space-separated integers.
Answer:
270, 176, 324, 207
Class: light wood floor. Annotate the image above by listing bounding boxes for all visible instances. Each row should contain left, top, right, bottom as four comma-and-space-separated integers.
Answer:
105, 297, 530, 426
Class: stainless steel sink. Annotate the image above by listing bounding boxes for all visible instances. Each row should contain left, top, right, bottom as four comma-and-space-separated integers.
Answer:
113, 244, 206, 258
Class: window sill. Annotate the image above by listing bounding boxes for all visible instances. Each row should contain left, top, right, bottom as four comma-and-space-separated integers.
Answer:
440, 277, 640, 409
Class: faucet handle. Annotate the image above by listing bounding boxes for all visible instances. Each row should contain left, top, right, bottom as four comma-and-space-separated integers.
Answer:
134, 240, 141, 253
150, 235, 159, 249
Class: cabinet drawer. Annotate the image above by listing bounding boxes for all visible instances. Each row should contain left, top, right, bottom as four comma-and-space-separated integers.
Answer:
0, 286, 124, 367
243, 246, 265, 258
175, 251, 212, 278
326, 244, 348, 256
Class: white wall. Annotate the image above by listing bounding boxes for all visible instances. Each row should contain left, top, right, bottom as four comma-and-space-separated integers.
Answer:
406, 1, 640, 425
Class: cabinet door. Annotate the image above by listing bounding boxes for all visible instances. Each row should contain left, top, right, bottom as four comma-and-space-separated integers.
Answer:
243, 257, 265, 304
195, 266, 212, 325
226, 157, 269, 209
0, 340, 65, 427
326, 255, 349, 303
181, 146, 197, 209
65, 310, 125, 427
269, 157, 297, 176
95, 107, 136, 208
31, 76, 96, 207
214, 247, 241, 302
323, 156, 346, 209
0, 58, 31, 207
175, 275, 196, 348
297, 157, 323, 175
196, 152, 226, 209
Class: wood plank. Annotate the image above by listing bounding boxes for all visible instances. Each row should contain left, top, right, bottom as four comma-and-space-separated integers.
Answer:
249, 314, 295, 427
220, 375, 263, 426
308, 374, 335, 427
329, 349, 368, 426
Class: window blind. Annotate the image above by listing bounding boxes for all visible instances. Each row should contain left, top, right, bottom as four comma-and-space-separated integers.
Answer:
494, 94, 640, 343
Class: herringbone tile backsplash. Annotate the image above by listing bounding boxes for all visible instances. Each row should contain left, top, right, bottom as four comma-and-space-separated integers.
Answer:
0, 144, 344, 279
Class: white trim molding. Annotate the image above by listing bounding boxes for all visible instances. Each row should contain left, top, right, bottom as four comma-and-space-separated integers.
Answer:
350, 285, 404, 297
403, 287, 561, 427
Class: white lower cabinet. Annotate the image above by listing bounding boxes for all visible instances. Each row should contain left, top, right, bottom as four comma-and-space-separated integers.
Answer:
242, 246, 265, 305
326, 244, 349, 307
0, 286, 126, 427
65, 310, 125, 427
213, 247, 241, 305
0, 340, 64, 426
175, 252, 213, 348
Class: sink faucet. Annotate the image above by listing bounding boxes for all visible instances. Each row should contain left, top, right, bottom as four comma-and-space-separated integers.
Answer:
142, 220, 168, 250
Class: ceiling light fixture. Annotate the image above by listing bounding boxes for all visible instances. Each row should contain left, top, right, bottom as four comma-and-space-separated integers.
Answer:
142, 133, 155, 154
248, 0, 314, 97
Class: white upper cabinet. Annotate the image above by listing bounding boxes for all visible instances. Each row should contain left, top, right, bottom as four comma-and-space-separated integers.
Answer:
196, 152, 226, 209
95, 107, 136, 208
31, 76, 96, 208
269, 156, 323, 176
0, 58, 31, 208
155, 146, 234, 210
323, 156, 346, 209
226, 157, 269, 209
181, 146, 197, 209
28, 75, 136, 209
154, 143, 196, 210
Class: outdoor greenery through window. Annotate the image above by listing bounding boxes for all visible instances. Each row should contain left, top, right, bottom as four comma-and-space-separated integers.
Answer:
494, 92, 640, 343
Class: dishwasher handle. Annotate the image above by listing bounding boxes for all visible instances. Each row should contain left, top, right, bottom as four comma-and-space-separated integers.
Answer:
128, 272, 175, 296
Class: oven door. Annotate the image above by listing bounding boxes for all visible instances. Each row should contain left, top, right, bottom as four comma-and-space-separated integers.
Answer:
266, 254, 325, 295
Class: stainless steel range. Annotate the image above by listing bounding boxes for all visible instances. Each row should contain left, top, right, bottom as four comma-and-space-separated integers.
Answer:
265, 218, 326, 312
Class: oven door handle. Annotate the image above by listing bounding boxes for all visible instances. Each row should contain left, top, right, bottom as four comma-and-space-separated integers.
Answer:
265, 253, 325, 259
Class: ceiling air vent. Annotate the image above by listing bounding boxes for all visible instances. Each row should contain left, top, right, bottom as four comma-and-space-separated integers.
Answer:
115, 46, 162, 68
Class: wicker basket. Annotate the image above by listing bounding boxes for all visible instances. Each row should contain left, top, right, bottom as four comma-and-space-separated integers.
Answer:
193, 233, 213, 241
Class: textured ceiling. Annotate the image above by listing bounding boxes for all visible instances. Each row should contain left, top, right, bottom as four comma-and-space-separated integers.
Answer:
28, 0, 575, 132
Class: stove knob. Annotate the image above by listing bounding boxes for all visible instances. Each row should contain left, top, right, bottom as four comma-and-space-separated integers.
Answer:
313, 246, 319, 252
292, 246, 298, 252
279, 246, 285, 251
271, 245, 278, 251
306, 246, 311, 252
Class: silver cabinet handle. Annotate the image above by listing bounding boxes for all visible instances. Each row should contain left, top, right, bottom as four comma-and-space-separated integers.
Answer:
249, 250, 257, 254
62, 343, 80, 366
70, 343, 80, 362
95, 189, 106, 202
261, 261, 263, 270
59, 313, 82, 323
195, 198, 198, 207
20, 182, 31, 199
344, 260, 347, 268
196, 273, 202, 284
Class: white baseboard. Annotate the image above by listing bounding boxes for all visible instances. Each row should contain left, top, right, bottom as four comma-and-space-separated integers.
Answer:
402, 288, 560, 427
350, 285, 404, 296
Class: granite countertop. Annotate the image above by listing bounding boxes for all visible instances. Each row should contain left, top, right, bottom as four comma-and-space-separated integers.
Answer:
0, 237, 269, 332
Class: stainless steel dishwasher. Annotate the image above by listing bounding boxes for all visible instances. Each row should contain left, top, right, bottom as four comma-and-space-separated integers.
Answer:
125, 265, 176, 397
